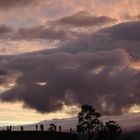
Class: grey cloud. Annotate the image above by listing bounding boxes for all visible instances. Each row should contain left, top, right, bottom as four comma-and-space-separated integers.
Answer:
0, 49, 140, 115
49, 11, 117, 28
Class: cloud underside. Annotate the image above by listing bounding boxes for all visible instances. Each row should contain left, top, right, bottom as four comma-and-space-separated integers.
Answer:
0, 49, 140, 115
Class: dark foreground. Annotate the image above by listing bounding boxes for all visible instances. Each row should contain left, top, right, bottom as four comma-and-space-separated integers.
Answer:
0, 131, 79, 140
121, 130, 140, 140
0, 130, 140, 140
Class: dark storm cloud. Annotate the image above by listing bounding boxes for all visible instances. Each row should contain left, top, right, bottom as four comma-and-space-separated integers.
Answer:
49, 11, 117, 27
0, 49, 140, 115
101, 21, 140, 41
0, 0, 42, 9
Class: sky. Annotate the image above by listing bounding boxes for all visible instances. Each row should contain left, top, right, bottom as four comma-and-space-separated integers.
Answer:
0, 0, 140, 126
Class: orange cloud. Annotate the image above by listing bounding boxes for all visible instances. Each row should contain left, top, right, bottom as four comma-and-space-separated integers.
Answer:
131, 61, 140, 71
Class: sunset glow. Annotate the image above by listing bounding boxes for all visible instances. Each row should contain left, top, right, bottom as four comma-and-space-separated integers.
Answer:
128, 104, 140, 113
131, 62, 140, 70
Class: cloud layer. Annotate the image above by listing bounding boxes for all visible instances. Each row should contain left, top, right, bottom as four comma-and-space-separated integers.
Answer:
0, 49, 140, 115
0, 11, 117, 41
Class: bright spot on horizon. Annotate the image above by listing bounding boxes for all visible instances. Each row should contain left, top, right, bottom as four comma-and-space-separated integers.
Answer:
128, 104, 140, 113
131, 61, 140, 71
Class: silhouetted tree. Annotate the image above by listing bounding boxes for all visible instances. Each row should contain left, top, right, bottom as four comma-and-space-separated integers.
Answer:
77, 105, 122, 140
104, 121, 122, 140
77, 105, 101, 140
94, 121, 122, 140
48, 123, 57, 132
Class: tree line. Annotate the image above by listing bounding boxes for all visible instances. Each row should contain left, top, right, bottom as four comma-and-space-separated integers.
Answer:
77, 105, 122, 140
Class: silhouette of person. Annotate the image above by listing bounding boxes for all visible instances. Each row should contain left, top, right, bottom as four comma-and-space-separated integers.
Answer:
35, 125, 38, 131
7, 126, 9, 131
59, 125, 62, 132
20, 126, 24, 131
54, 125, 57, 132
70, 128, 72, 134
40, 124, 44, 131
9, 126, 12, 131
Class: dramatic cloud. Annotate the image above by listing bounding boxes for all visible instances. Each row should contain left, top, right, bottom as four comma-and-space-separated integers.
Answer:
49, 11, 117, 28
0, 49, 140, 115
